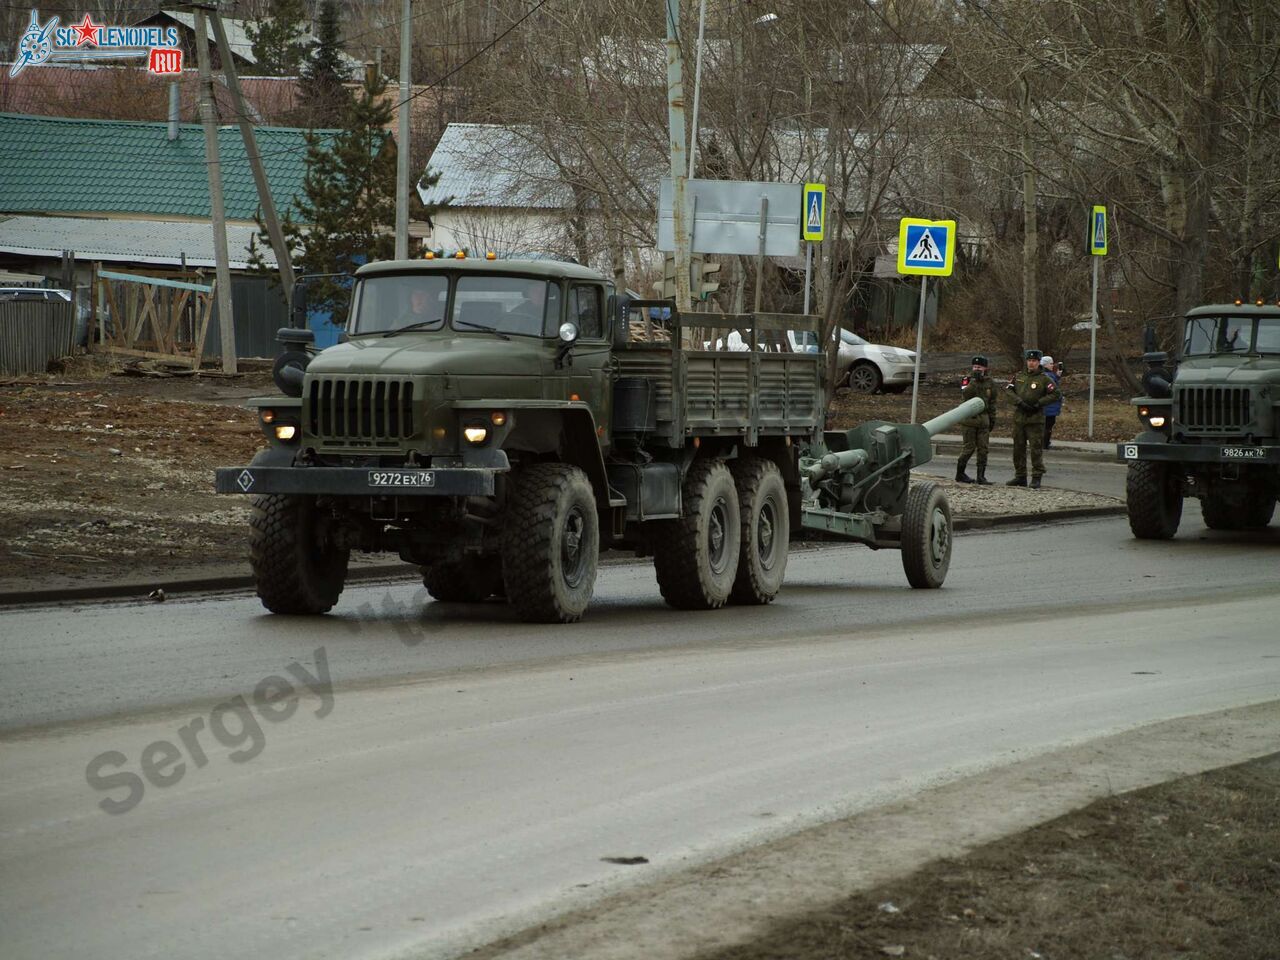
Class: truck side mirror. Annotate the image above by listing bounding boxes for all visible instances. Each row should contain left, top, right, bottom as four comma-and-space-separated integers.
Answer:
609, 294, 632, 349
290, 279, 309, 329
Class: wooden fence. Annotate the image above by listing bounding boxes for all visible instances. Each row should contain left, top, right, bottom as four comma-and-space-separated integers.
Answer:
90, 267, 215, 369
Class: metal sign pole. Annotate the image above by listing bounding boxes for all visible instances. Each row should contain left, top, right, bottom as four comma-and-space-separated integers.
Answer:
803, 241, 812, 315
910, 275, 928, 424
1088, 254, 1099, 437
753, 196, 768, 313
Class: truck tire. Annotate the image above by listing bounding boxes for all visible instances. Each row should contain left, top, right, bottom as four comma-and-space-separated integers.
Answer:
1201, 493, 1275, 530
1126, 461, 1182, 539
901, 481, 952, 589
654, 459, 742, 610
422, 557, 499, 603
1200, 495, 1235, 530
502, 463, 598, 623
249, 494, 349, 614
730, 458, 789, 604
1245, 496, 1276, 528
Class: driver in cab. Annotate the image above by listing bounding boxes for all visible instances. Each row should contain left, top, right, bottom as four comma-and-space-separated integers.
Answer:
504, 283, 546, 334
398, 288, 441, 329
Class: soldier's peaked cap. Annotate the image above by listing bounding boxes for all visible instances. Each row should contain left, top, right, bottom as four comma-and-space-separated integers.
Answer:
971, 355, 989, 367
1024, 349, 1043, 360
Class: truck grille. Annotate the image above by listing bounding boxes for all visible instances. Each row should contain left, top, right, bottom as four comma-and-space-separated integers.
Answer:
306, 377, 417, 442
1176, 386, 1251, 432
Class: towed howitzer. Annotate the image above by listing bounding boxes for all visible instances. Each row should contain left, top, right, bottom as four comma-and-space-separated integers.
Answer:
796, 396, 986, 588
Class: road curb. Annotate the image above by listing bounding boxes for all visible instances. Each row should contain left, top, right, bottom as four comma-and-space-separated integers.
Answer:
0, 506, 1126, 608
953, 504, 1126, 530
0, 562, 419, 608
932, 440, 1118, 463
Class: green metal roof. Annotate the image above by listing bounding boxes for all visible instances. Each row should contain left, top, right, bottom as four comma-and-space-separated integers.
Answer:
0, 113, 338, 221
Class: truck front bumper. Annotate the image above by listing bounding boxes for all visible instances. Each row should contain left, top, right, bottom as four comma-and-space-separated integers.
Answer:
215, 465, 496, 497
1116, 441, 1280, 465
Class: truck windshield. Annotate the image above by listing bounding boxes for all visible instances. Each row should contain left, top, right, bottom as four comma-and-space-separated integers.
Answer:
453, 276, 559, 337
1183, 315, 1255, 356
352, 275, 448, 334
1254, 318, 1280, 354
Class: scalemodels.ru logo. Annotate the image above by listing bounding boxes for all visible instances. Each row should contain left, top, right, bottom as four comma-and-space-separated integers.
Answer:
8, 8, 183, 78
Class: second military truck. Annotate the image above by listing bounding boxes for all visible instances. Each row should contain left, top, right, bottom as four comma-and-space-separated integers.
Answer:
216, 257, 966, 622
1119, 302, 1280, 538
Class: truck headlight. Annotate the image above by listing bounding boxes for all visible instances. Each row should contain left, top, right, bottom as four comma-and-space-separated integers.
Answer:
463, 424, 489, 445
1147, 416, 1166, 428
274, 424, 297, 441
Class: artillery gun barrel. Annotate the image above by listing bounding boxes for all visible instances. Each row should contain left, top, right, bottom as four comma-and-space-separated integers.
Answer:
802, 448, 869, 483
922, 397, 986, 437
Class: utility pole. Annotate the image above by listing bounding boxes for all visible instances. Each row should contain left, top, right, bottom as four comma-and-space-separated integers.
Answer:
1019, 71, 1038, 351
210, 8, 295, 306
394, 0, 412, 260
192, 6, 237, 373
663, 0, 692, 311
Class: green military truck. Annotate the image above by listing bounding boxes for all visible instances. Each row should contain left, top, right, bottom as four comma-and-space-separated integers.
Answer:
1118, 302, 1280, 538
216, 257, 964, 622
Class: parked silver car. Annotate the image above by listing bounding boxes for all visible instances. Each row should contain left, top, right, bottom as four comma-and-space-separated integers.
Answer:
837, 330, 917, 394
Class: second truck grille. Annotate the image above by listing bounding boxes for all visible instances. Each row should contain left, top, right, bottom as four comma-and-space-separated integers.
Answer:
306, 377, 417, 441
1177, 386, 1251, 432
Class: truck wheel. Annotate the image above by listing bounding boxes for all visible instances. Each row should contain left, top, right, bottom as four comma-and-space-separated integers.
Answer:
249, 494, 349, 614
730, 458, 789, 604
422, 557, 499, 603
1202, 493, 1274, 530
901, 481, 952, 589
1200, 495, 1235, 530
1245, 496, 1276, 528
654, 459, 742, 610
502, 463, 599, 623
1126, 461, 1182, 539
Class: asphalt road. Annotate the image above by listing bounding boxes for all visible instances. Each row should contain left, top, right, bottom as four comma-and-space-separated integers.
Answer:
2, 505, 1278, 960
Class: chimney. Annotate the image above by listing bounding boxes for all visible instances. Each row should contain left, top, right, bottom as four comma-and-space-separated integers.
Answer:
167, 82, 180, 141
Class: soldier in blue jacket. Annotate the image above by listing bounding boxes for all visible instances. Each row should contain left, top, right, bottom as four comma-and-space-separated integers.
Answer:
1041, 355, 1062, 448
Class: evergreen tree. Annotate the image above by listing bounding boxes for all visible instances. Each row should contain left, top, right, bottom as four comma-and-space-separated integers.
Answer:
245, 0, 310, 77
295, 0, 350, 127
252, 74, 398, 319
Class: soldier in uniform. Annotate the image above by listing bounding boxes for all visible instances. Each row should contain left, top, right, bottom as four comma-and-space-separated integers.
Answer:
955, 355, 997, 485
1005, 348, 1057, 487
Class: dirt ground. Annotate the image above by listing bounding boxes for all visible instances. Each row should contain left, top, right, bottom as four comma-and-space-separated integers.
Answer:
830, 370, 1137, 443
0, 360, 1125, 593
0, 360, 270, 590
701, 754, 1280, 960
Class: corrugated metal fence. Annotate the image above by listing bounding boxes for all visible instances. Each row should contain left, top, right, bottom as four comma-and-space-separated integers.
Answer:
200, 276, 290, 360
0, 300, 75, 376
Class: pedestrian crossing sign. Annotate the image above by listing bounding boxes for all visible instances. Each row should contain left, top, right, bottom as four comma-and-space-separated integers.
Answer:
802, 183, 826, 242
897, 218, 956, 276
1090, 205, 1108, 256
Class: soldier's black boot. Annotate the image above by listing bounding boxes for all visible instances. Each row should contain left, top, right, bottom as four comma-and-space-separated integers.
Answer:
1006, 476, 1027, 487
1030, 476, 1042, 489
976, 464, 992, 485
955, 455, 973, 483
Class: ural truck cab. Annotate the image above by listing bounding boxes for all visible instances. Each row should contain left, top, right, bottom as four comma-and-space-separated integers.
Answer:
217, 256, 973, 622
1119, 303, 1280, 538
